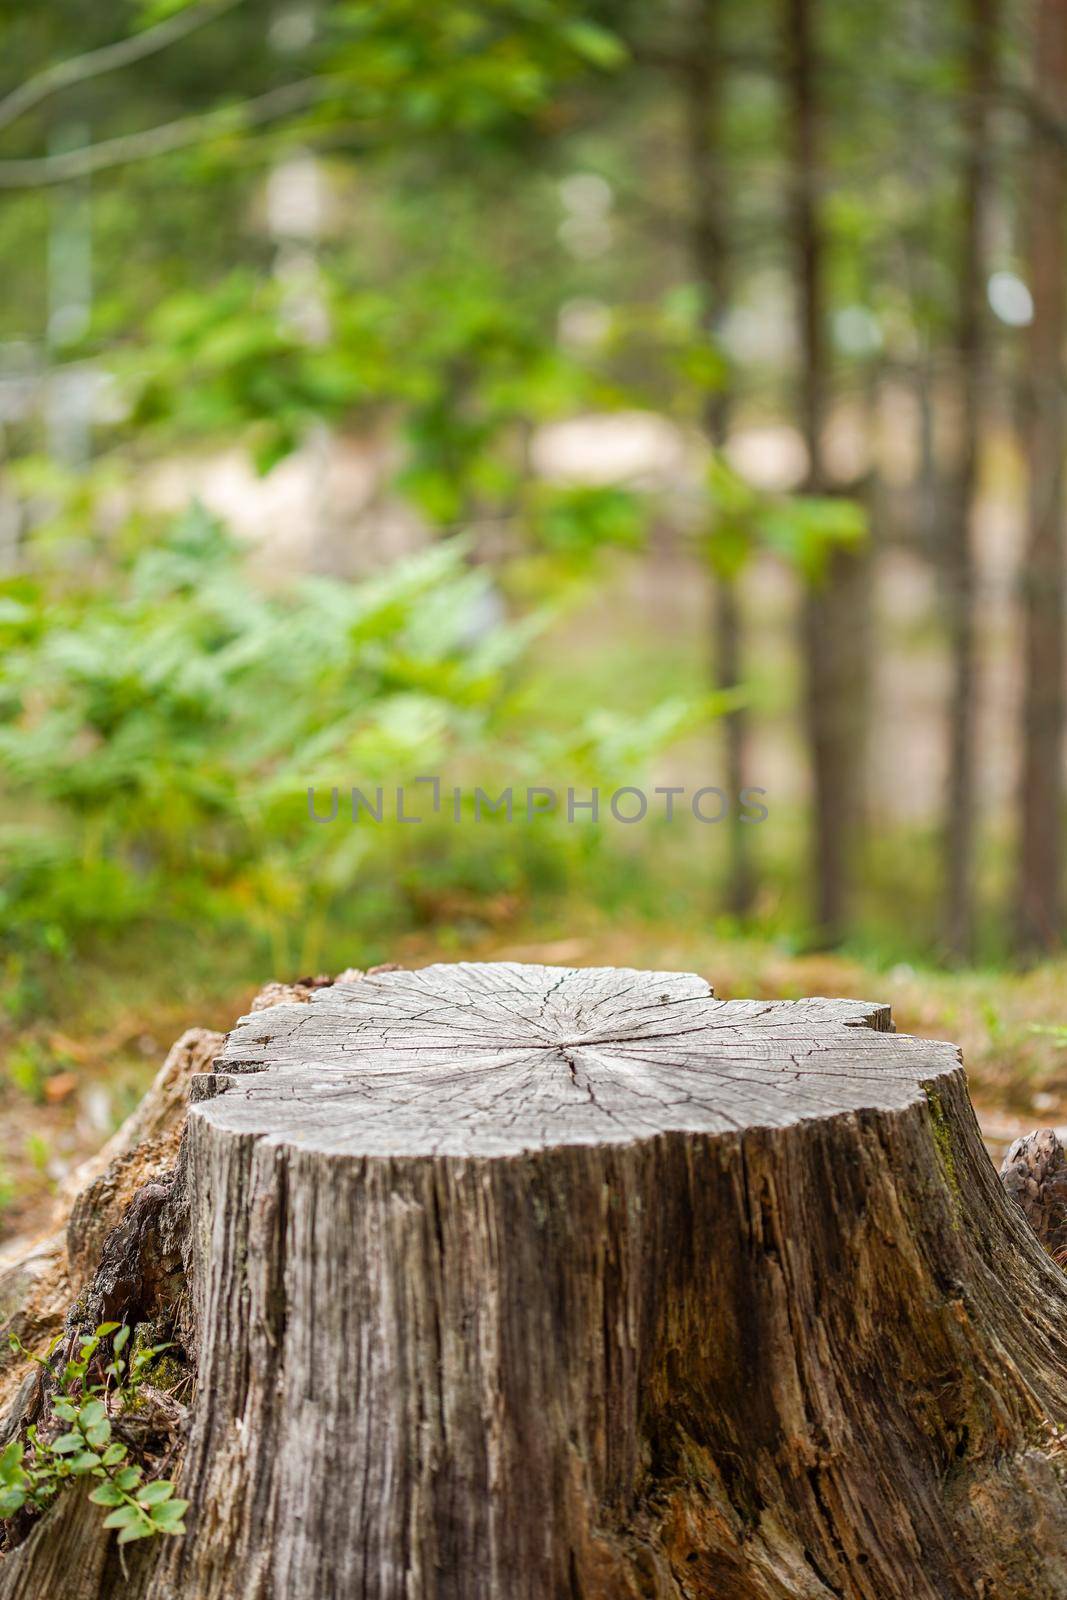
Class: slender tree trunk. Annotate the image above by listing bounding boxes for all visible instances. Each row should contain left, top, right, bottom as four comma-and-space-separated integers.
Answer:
912, 348, 940, 560
904, 0, 943, 570
945, 0, 997, 959
785, 0, 868, 944
712, 580, 752, 912
684, 0, 755, 917
1017, 0, 1067, 954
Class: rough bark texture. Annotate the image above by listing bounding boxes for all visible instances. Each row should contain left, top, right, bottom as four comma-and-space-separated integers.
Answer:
1001, 1128, 1067, 1265
0, 1026, 222, 1421
3, 961, 1067, 1600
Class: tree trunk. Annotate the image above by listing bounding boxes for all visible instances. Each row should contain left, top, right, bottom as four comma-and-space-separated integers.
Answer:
683, 0, 755, 919
784, 0, 869, 945
944, 0, 997, 961
4, 962, 1067, 1599
1017, 0, 1067, 954
712, 577, 754, 914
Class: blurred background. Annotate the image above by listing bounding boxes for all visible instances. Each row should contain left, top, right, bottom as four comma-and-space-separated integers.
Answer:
2, 0, 1067, 1237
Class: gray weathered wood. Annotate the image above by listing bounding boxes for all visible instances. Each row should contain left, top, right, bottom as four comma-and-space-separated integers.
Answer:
1001, 1127, 1067, 1264
3, 962, 1067, 1600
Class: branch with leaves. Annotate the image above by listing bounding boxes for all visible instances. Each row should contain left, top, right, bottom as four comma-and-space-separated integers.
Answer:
0, 75, 338, 188
0, 0, 247, 136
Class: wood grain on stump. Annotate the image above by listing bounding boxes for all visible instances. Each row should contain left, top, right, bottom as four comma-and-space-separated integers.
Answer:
4, 962, 1067, 1600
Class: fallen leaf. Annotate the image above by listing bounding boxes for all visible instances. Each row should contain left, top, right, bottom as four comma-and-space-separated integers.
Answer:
43, 1072, 79, 1104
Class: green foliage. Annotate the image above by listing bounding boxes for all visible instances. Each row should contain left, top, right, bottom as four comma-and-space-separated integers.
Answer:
526, 484, 647, 561
3, 1040, 75, 1103
127, 273, 376, 474
325, 1, 627, 136
0, 507, 518, 952
607, 291, 730, 420
1, 0, 972, 984
1028, 1024, 1067, 1047
1, 1323, 186, 1544
541, 692, 743, 780
24, 1132, 51, 1176
705, 456, 867, 582
4, 1042, 48, 1103
122, 256, 618, 520
0, 499, 718, 983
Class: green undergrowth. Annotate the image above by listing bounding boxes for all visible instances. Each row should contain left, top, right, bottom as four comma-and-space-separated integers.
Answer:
0, 1321, 186, 1548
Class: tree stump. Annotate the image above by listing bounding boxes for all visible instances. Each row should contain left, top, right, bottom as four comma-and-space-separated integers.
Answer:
4, 962, 1067, 1600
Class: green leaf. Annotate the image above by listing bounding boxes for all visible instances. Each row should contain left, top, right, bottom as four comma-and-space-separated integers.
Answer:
53, 1399, 78, 1423
114, 1466, 142, 1492
78, 1399, 107, 1429
94, 1322, 121, 1337
132, 1342, 173, 1373
101, 1442, 127, 1466
70, 1451, 101, 1474
137, 1480, 174, 1505
102, 1504, 143, 1530
50, 1432, 84, 1455
89, 1481, 125, 1507
0, 1486, 26, 1516
117, 1519, 155, 1544
85, 1420, 111, 1449
149, 1498, 188, 1532
0, 1439, 24, 1477
561, 20, 627, 70
112, 1326, 131, 1354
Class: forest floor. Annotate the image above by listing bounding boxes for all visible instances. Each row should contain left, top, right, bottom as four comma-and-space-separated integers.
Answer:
2, 912, 1065, 1246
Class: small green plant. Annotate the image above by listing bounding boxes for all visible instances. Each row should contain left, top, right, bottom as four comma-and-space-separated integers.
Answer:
1028, 1024, 1067, 1047
981, 999, 1004, 1047
0, 1322, 187, 1545
4, 1042, 47, 1103
23, 1133, 51, 1178
1, 1042, 76, 1104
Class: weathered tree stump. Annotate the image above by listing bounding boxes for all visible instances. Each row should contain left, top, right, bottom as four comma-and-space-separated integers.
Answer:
4, 962, 1067, 1599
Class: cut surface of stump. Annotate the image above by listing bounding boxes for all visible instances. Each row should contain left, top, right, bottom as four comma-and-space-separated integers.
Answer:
207, 964, 909, 1153
4, 962, 1067, 1600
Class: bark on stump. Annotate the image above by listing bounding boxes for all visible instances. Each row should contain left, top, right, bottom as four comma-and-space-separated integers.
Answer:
4, 962, 1067, 1600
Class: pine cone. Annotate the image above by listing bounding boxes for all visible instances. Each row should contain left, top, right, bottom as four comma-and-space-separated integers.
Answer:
1000, 1127, 1067, 1265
